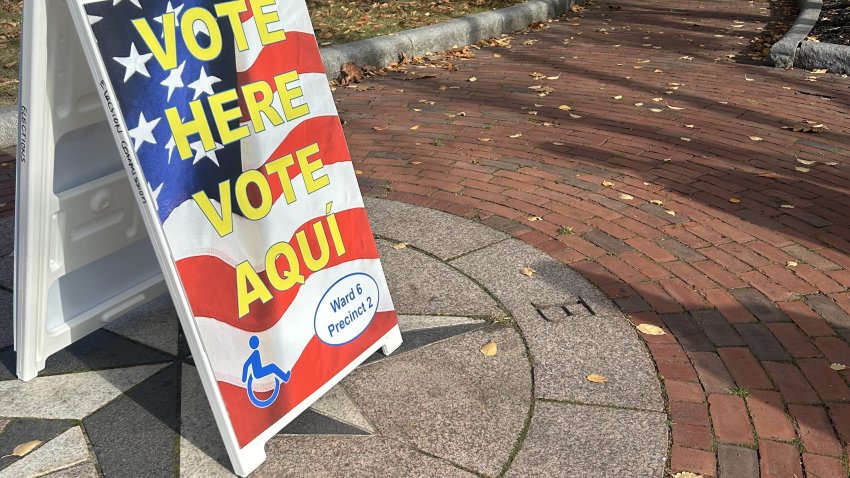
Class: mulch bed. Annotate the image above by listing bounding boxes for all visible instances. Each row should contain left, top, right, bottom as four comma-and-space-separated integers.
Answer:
809, 0, 850, 45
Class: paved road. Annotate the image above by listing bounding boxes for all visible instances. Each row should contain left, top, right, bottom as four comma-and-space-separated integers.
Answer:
332, 0, 850, 476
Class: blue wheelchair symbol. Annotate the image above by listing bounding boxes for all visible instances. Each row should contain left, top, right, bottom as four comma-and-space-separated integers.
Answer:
241, 336, 291, 408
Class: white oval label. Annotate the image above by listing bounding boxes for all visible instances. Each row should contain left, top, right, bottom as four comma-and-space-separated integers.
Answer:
315, 272, 380, 346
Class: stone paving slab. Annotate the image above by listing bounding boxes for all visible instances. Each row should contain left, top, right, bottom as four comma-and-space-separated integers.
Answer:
451, 239, 664, 412
505, 401, 667, 478
0, 200, 664, 476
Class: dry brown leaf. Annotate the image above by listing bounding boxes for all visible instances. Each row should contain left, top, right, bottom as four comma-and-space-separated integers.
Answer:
619, 193, 634, 200
410, 161, 422, 165
758, 172, 779, 179
602, 180, 615, 188
797, 158, 817, 166
811, 68, 828, 74
786, 261, 798, 267
372, 126, 388, 131
749, 136, 763, 141
480, 341, 498, 357
527, 216, 543, 222
830, 363, 847, 371
666, 210, 677, 216
478, 138, 492, 142
729, 198, 741, 203
6, 440, 42, 459
780, 204, 795, 209
745, 75, 755, 81
354, 170, 363, 175
673, 473, 704, 478
685, 124, 695, 128
586, 374, 608, 383
636, 324, 666, 336
410, 125, 419, 130
467, 76, 478, 82
795, 166, 810, 173
392, 242, 409, 250
613, 95, 623, 100
665, 102, 685, 110
650, 199, 663, 205
520, 266, 536, 277
559, 105, 572, 111
509, 133, 523, 138
569, 113, 583, 119
649, 108, 663, 113
634, 102, 644, 107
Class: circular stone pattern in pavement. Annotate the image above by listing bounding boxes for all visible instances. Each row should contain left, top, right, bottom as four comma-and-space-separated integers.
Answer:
0, 199, 666, 477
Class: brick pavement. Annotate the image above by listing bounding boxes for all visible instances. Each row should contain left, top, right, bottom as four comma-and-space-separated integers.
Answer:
3, 0, 850, 475
330, 0, 850, 475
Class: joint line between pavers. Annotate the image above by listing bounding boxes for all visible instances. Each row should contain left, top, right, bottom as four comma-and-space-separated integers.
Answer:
536, 397, 668, 416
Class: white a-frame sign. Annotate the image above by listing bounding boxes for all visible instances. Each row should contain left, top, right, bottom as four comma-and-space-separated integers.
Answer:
16, 0, 402, 475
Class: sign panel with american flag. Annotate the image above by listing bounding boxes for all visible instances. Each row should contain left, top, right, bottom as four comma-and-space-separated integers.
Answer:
66, 0, 402, 474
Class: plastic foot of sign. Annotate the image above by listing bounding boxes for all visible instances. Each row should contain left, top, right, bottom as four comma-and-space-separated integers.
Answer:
381, 325, 403, 356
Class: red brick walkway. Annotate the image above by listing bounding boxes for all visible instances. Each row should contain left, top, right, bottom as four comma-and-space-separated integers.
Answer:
334, 0, 850, 476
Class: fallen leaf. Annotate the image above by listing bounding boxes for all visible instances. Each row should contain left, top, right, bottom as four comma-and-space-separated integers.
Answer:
685, 124, 695, 128
649, 108, 663, 113
636, 324, 666, 336
410, 161, 422, 165
665, 102, 685, 110
780, 204, 795, 209
6, 440, 42, 459
478, 138, 492, 142
652, 97, 663, 102
673, 473, 704, 478
786, 261, 798, 267
355, 170, 363, 175
749, 136, 763, 141
830, 363, 847, 371
619, 193, 634, 200
811, 68, 828, 74
634, 102, 644, 106
410, 125, 419, 130
372, 126, 388, 131
680, 137, 691, 142
758, 172, 779, 179
586, 374, 608, 383
729, 198, 741, 203
527, 216, 543, 222
825, 161, 839, 166
602, 180, 615, 188
745, 75, 755, 81
559, 105, 572, 111
480, 341, 498, 357
392, 242, 409, 250
509, 133, 523, 138
666, 210, 677, 216
520, 266, 536, 277
795, 166, 810, 173
797, 158, 817, 166
467, 76, 478, 82
613, 95, 623, 100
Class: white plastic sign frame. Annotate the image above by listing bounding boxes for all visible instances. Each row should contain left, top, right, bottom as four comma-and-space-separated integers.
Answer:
15, 0, 167, 382
63, 0, 403, 475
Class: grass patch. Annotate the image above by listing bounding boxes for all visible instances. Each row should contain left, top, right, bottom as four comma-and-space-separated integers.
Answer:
557, 226, 574, 235
729, 386, 750, 397
0, 1, 22, 106
307, 0, 526, 46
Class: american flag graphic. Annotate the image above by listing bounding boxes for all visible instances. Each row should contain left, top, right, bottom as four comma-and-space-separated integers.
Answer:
83, 0, 398, 447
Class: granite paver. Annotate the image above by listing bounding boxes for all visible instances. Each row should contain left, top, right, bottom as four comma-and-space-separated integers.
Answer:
0, 199, 663, 476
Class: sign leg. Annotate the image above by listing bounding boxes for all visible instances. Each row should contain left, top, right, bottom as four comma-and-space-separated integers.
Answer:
229, 440, 268, 477
380, 326, 403, 356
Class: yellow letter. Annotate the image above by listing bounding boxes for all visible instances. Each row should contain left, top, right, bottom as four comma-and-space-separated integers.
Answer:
296, 222, 330, 272
242, 80, 284, 134
249, 0, 286, 45
265, 241, 305, 291
326, 213, 346, 257
273, 71, 310, 121
296, 143, 329, 194
235, 170, 273, 221
132, 15, 177, 70
264, 154, 297, 204
208, 88, 250, 145
214, 0, 250, 51
166, 101, 215, 161
192, 180, 234, 237
236, 261, 272, 318
182, 7, 223, 61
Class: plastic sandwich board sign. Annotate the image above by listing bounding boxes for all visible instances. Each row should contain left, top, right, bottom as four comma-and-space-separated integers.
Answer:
60, 0, 402, 474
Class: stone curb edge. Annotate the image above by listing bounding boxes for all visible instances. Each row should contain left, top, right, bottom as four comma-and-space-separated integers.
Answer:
768, 0, 822, 68
0, 0, 577, 150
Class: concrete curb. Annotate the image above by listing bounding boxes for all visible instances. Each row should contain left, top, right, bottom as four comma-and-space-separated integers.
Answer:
0, 0, 576, 149
320, 0, 577, 79
796, 39, 850, 75
768, 0, 821, 67
0, 106, 16, 151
